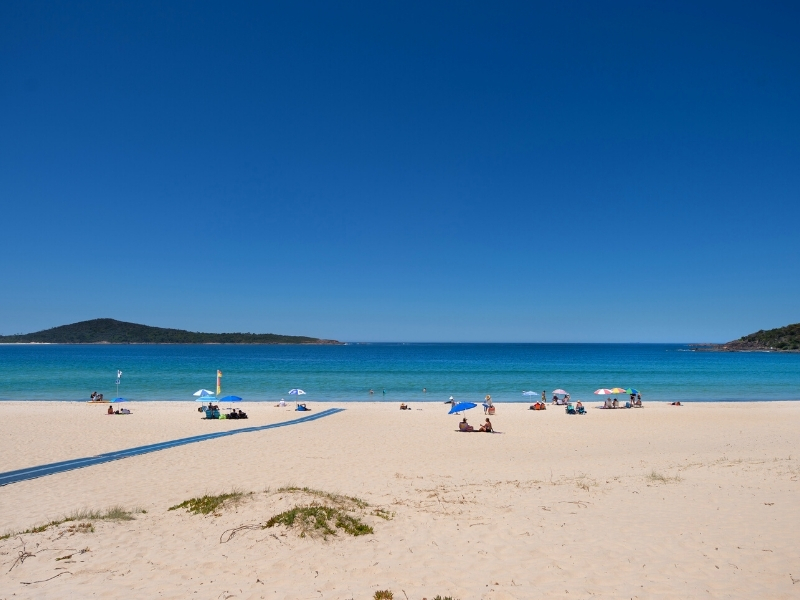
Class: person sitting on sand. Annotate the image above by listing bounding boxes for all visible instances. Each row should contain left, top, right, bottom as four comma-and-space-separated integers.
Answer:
576, 401, 583, 410
275, 399, 286, 407
671, 401, 682, 406
612, 398, 619, 408
107, 405, 113, 415
479, 418, 493, 432
400, 403, 408, 410
91, 392, 98, 401
459, 418, 474, 432
120, 408, 130, 414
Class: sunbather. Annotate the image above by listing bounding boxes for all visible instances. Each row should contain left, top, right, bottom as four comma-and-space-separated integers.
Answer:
479, 418, 493, 432
107, 405, 113, 415
459, 418, 474, 432
400, 403, 409, 410
612, 398, 619, 408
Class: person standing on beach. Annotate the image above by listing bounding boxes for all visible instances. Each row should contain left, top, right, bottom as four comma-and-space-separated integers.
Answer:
542, 390, 546, 403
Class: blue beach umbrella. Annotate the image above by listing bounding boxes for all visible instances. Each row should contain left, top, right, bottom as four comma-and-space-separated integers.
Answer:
195, 396, 217, 402
448, 402, 477, 415
522, 391, 537, 397
220, 395, 242, 402
288, 389, 306, 396
111, 397, 127, 403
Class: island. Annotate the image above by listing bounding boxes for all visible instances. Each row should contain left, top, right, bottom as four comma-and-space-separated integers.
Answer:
0, 318, 341, 345
695, 322, 800, 352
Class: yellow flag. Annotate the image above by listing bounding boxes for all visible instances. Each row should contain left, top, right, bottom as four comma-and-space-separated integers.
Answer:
216, 370, 222, 396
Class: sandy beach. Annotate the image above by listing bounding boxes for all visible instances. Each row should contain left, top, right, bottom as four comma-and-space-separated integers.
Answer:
1, 400, 799, 599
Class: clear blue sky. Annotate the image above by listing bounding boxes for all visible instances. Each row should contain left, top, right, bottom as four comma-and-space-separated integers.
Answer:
1, 1, 798, 342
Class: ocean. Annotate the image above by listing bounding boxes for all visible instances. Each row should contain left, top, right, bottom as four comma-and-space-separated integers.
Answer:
1, 343, 798, 403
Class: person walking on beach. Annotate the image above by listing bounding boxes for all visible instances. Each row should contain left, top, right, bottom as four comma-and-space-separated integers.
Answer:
542, 390, 546, 404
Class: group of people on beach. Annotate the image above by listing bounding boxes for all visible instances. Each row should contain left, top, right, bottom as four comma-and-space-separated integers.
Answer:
107, 405, 130, 415
459, 417, 493, 432
90, 391, 105, 402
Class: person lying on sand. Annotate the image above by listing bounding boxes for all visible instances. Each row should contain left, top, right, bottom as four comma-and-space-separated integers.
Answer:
275, 399, 287, 407
459, 418, 474, 432
479, 418, 493, 432
671, 401, 682, 406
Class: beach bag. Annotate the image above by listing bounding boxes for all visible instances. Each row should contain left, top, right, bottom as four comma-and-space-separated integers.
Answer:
487, 406, 495, 415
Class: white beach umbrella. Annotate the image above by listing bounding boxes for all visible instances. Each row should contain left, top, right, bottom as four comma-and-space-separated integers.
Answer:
193, 389, 215, 397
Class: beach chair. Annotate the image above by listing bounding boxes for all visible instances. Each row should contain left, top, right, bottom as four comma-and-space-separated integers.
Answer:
565, 402, 577, 415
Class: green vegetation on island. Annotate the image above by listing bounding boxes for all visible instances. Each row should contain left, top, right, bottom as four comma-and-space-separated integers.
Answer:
0, 318, 340, 345
707, 322, 800, 352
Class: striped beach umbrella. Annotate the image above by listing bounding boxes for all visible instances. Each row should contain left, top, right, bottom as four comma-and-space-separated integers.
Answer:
594, 389, 614, 395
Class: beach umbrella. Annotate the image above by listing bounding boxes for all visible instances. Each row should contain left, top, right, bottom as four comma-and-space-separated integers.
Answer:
522, 391, 537, 397
609, 387, 627, 394
220, 395, 242, 403
111, 397, 127, 403
288, 389, 306, 396
193, 389, 215, 397
625, 388, 640, 395
195, 396, 217, 402
594, 389, 614, 395
448, 402, 477, 415
552, 389, 568, 395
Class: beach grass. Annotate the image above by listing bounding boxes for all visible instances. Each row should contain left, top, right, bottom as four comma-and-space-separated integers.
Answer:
373, 591, 393, 600
276, 486, 369, 509
168, 490, 249, 515
647, 470, 682, 484
264, 504, 373, 538
0, 506, 142, 540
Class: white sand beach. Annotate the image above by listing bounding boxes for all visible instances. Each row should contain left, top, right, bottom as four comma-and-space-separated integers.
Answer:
1, 400, 799, 599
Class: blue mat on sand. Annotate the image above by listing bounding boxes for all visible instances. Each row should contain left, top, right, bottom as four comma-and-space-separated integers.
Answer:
0, 408, 344, 487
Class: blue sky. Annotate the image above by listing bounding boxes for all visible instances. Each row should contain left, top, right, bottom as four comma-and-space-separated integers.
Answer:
1, 1, 798, 342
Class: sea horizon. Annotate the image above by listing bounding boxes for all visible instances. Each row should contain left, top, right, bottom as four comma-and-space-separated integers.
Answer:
1, 342, 798, 403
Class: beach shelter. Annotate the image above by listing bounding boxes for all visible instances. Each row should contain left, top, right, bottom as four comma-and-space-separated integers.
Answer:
193, 389, 215, 397
448, 402, 477, 415
594, 389, 614, 395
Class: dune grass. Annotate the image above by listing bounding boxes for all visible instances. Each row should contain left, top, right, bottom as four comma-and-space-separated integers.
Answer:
276, 486, 368, 509
0, 506, 142, 541
647, 470, 682, 484
374, 591, 393, 600
265, 504, 373, 538
168, 490, 248, 515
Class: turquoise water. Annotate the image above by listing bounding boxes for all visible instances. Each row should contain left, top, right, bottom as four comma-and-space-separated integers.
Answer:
0, 344, 798, 402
